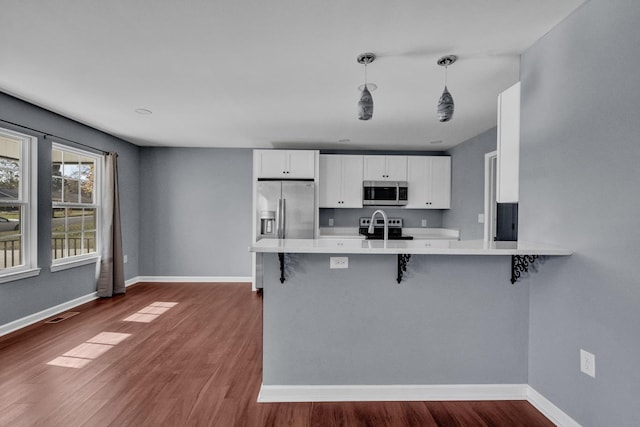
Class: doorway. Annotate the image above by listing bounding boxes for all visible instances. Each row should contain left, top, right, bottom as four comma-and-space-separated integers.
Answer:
484, 151, 497, 242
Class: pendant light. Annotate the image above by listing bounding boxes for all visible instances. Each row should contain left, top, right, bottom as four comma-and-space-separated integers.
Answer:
437, 55, 457, 123
357, 52, 376, 121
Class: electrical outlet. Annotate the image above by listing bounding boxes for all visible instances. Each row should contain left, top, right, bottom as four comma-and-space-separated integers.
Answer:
580, 349, 596, 378
123, 254, 128, 264
330, 257, 348, 269
421, 219, 427, 227
478, 213, 485, 224
328, 218, 334, 227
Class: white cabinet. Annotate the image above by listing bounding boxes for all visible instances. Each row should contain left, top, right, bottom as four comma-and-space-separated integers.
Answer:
363, 155, 407, 181
319, 155, 363, 208
406, 156, 451, 209
496, 82, 520, 203
255, 150, 316, 179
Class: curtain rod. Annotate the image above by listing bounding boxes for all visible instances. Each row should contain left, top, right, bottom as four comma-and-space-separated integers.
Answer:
0, 118, 112, 155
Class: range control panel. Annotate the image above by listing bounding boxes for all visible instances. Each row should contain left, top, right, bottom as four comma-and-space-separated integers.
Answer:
359, 217, 404, 228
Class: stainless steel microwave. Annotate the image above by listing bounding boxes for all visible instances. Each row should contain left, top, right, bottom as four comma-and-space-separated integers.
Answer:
363, 181, 408, 206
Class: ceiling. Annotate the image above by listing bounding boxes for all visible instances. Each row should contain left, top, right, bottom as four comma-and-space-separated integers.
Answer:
0, 0, 586, 151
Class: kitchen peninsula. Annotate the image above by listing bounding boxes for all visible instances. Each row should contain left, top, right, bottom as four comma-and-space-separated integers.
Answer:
249, 238, 571, 402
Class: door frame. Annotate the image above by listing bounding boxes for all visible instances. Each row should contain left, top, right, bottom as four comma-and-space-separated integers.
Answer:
484, 151, 498, 242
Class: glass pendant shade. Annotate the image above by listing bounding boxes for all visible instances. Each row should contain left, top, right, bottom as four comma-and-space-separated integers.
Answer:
357, 52, 376, 121
358, 85, 374, 120
437, 85, 454, 122
436, 55, 457, 123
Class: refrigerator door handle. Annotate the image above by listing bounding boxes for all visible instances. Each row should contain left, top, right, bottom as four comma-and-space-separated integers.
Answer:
281, 198, 286, 239
276, 198, 282, 238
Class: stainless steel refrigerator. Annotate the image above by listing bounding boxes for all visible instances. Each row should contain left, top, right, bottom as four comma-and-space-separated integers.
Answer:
256, 180, 315, 240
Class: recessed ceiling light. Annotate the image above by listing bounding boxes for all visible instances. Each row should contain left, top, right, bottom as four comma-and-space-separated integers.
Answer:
134, 108, 152, 115
429, 140, 444, 145
338, 139, 351, 143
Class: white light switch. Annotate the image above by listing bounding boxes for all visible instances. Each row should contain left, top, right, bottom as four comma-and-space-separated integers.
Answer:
330, 257, 348, 269
580, 349, 595, 378
421, 219, 427, 227
478, 213, 485, 224
328, 218, 334, 226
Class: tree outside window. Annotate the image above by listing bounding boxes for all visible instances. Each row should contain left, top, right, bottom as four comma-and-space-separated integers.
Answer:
51, 144, 100, 262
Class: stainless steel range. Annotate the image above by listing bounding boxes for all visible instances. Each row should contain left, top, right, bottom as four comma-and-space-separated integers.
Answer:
358, 217, 414, 240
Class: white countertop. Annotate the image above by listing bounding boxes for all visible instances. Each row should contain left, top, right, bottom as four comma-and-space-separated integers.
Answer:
250, 238, 572, 256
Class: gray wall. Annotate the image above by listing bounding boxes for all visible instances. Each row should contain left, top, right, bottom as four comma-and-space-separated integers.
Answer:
520, 0, 640, 425
138, 147, 253, 277
442, 127, 497, 240
320, 207, 442, 228
262, 252, 529, 385
0, 93, 139, 326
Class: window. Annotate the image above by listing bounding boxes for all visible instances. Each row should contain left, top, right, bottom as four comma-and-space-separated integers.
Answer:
0, 127, 39, 283
51, 143, 101, 270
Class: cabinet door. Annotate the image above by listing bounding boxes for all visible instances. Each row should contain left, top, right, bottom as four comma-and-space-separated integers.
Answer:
286, 151, 316, 179
340, 155, 363, 208
257, 150, 288, 178
319, 155, 342, 207
363, 156, 387, 180
429, 156, 451, 209
385, 156, 408, 181
406, 156, 429, 208
256, 150, 316, 178
496, 82, 520, 203
406, 156, 451, 209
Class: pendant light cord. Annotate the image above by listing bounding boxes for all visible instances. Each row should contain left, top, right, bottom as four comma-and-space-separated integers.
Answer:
364, 62, 368, 87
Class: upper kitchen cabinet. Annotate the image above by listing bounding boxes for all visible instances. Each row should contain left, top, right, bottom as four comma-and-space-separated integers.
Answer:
406, 156, 451, 209
363, 155, 407, 181
319, 155, 363, 208
255, 150, 316, 179
496, 82, 520, 203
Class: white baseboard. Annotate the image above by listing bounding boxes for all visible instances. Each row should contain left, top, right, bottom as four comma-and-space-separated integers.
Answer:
0, 291, 99, 338
258, 384, 581, 426
1, 277, 143, 338
258, 383, 529, 403
133, 276, 252, 283
527, 386, 582, 427
1, 276, 248, 337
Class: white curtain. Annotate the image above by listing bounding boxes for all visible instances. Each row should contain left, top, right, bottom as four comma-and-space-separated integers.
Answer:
97, 152, 125, 297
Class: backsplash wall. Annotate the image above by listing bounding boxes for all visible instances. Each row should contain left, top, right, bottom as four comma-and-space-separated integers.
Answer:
319, 208, 443, 228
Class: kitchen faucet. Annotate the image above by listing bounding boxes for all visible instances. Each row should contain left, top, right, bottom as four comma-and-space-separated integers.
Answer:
368, 209, 388, 242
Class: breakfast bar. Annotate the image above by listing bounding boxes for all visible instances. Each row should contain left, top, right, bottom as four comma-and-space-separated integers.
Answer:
250, 239, 572, 402
251, 238, 572, 284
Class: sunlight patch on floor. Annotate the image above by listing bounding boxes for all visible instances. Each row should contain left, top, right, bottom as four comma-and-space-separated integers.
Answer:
47, 332, 132, 369
123, 302, 178, 323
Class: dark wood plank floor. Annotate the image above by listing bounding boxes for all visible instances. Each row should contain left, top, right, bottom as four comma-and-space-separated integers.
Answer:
0, 283, 553, 426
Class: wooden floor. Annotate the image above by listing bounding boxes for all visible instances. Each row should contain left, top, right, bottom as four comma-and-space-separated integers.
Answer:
0, 283, 554, 426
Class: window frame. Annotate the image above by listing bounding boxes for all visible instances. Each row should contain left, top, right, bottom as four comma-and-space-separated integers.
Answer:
0, 127, 40, 283
50, 142, 102, 272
